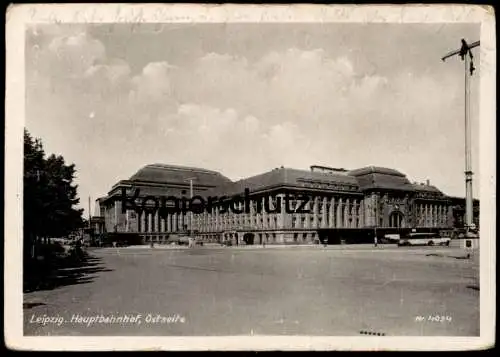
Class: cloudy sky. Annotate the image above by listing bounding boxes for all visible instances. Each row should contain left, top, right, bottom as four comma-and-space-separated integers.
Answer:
25, 23, 480, 217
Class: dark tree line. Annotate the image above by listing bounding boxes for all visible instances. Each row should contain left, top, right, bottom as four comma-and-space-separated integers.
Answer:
24, 128, 84, 259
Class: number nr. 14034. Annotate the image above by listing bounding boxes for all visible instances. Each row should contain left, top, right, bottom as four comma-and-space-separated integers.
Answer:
415, 315, 452, 322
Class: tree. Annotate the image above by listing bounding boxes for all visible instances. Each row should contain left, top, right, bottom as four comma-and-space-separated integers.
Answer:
24, 129, 46, 258
24, 129, 84, 257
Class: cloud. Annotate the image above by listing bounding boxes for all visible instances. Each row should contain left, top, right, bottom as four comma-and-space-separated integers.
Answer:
46, 32, 106, 79
26, 27, 479, 218
84, 58, 131, 86
129, 61, 176, 104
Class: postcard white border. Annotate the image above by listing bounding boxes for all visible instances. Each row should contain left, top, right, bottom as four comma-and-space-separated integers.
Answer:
5, 3, 496, 351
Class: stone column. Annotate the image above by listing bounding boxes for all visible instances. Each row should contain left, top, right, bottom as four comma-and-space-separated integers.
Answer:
262, 197, 268, 229
329, 197, 335, 228
321, 197, 328, 228
294, 196, 300, 229
343, 198, 350, 227
175, 213, 179, 232
147, 212, 152, 233
312, 196, 318, 228
239, 202, 245, 228
430, 205, 434, 227
351, 200, 357, 228
167, 213, 172, 232
141, 211, 145, 233
125, 210, 130, 232
240, 201, 244, 227
303, 197, 310, 229
250, 199, 255, 229
214, 206, 218, 231
142, 211, 147, 232
279, 194, 286, 229
359, 200, 364, 228
336, 198, 343, 228
161, 215, 165, 233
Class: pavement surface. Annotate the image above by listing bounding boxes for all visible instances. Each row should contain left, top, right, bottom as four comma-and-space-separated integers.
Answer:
23, 244, 479, 336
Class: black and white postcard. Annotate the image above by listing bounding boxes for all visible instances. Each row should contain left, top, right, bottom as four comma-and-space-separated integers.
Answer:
5, 3, 496, 351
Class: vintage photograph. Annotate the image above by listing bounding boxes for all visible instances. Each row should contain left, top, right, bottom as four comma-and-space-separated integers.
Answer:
5, 4, 495, 351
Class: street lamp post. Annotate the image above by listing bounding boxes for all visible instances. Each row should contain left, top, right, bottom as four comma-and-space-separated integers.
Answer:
441, 39, 480, 235
184, 177, 196, 236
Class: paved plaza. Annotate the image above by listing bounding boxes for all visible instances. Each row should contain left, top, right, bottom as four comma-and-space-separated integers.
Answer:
23, 245, 479, 336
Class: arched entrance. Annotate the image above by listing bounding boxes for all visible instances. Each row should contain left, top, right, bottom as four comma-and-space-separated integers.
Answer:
389, 211, 405, 228
243, 233, 255, 245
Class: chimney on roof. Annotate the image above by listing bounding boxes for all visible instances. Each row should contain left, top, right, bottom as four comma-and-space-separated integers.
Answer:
426, 179, 430, 186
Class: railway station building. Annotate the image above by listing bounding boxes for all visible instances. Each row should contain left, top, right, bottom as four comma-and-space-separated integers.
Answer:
92, 164, 479, 245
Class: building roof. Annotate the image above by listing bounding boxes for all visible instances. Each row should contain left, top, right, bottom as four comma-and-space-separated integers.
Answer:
128, 164, 232, 187
201, 167, 360, 198
347, 166, 406, 177
98, 163, 456, 203
347, 166, 413, 191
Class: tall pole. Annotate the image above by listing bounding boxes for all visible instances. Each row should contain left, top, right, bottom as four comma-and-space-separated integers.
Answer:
185, 177, 196, 236
441, 39, 479, 234
464, 55, 473, 230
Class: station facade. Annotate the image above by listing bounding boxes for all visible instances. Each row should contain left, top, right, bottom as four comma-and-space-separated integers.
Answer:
92, 164, 479, 244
